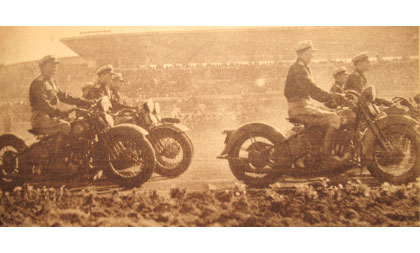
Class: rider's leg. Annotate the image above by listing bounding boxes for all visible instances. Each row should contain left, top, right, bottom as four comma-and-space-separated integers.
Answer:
31, 112, 71, 170
290, 104, 344, 164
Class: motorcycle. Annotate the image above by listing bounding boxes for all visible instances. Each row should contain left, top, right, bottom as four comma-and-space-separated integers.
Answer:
113, 99, 194, 177
218, 86, 420, 187
0, 97, 156, 191
382, 96, 420, 126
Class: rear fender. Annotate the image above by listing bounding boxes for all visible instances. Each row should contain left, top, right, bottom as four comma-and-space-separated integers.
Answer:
361, 115, 419, 160
0, 133, 27, 147
219, 122, 286, 156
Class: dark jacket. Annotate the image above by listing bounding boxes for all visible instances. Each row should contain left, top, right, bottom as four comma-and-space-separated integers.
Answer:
29, 75, 89, 117
83, 83, 127, 111
284, 59, 331, 103
330, 82, 344, 94
344, 70, 391, 106
344, 70, 367, 94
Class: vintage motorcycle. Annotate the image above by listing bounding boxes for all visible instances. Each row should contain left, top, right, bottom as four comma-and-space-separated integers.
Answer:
0, 97, 156, 191
113, 99, 194, 177
218, 87, 420, 187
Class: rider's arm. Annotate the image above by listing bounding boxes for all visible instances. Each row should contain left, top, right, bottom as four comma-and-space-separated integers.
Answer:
57, 88, 92, 108
295, 66, 332, 103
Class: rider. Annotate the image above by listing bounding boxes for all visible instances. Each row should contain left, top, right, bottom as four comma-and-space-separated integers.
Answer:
284, 40, 347, 167
84, 66, 132, 111
330, 66, 349, 94
326, 66, 349, 108
30, 55, 92, 135
111, 73, 124, 103
344, 52, 392, 106
29, 55, 93, 167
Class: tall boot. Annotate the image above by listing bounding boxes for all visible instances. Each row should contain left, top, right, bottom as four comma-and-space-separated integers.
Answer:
48, 133, 65, 171
321, 127, 345, 168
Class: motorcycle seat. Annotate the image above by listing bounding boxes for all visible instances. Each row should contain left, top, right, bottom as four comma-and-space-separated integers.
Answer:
27, 128, 47, 137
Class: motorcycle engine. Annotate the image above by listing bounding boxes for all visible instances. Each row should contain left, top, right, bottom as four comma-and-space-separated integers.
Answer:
71, 121, 89, 136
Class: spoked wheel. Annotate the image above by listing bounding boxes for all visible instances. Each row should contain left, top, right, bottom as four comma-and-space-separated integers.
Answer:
0, 135, 28, 191
367, 123, 420, 184
228, 132, 281, 187
103, 135, 156, 188
151, 128, 193, 177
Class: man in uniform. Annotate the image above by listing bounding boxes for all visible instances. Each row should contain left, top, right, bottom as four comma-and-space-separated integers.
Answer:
83, 65, 114, 100
84, 66, 131, 111
29, 55, 92, 136
29, 55, 93, 169
344, 53, 369, 94
344, 52, 392, 106
330, 66, 349, 94
111, 72, 124, 103
284, 40, 347, 166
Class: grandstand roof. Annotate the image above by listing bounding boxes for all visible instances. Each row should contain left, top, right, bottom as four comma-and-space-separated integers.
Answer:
61, 27, 419, 67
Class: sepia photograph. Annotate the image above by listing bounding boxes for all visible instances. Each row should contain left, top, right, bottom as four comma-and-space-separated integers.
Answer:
0, 25, 419, 229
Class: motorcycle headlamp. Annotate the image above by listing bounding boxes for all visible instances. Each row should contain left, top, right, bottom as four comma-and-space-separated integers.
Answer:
361, 86, 376, 103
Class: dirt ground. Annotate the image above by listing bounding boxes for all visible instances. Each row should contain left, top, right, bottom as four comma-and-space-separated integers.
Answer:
1, 126, 419, 227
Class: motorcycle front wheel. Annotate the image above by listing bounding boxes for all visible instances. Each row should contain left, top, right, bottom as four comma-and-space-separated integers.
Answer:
367, 123, 420, 184
228, 131, 281, 187
101, 130, 156, 188
151, 128, 193, 177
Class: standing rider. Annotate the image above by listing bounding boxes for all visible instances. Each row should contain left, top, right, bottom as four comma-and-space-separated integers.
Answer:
284, 41, 347, 167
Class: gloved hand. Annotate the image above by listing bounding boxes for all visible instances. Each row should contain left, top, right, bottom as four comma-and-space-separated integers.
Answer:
330, 93, 347, 106
80, 99, 95, 109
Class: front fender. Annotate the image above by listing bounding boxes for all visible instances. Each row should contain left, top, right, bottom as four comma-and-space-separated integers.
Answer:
219, 122, 286, 156
108, 123, 149, 139
361, 115, 419, 160
151, 123, 189, 133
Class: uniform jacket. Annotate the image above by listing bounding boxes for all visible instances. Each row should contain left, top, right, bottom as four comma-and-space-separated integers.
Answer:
330, 82, 344, 94
344, 69, 367, 94
83, 83, 126, 111
344, 69, 391, 106
29, 75, 88, 117
284, 59, 331, 103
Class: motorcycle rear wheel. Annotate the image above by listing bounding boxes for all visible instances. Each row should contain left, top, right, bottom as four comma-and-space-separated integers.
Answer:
367, 123, 420, 184
228, 131, 281, 187
0, 135, 28, 191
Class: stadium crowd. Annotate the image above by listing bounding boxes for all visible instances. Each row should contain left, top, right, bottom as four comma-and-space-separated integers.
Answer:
0, 57, 418, 132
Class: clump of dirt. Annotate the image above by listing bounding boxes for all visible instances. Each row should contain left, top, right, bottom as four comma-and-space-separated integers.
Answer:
1, 179, 419, 227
